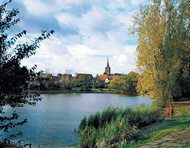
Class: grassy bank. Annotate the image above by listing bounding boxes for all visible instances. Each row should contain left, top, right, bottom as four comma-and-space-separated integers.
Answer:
76, 105, 190, 148
128, 105, 190, 147
77, 105, 164, 147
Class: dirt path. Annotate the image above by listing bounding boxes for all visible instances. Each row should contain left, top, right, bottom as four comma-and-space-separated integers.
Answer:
139, 124, 190, 148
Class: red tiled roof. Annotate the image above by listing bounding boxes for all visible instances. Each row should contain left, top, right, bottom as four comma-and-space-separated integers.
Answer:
97, 75, 108, 81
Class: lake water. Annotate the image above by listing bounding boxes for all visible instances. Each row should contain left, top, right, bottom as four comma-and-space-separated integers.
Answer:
2, 93, 151, 148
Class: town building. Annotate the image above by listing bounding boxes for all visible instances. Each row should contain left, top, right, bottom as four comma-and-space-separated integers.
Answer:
104, 58, 111, 75
97, 58, 122, 84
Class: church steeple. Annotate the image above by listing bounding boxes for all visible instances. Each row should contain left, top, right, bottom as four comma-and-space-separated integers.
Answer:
104, 57, 111, 75
107, 57, 109, 67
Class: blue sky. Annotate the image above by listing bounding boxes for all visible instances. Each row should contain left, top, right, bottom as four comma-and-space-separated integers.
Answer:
5, 0, 150, 76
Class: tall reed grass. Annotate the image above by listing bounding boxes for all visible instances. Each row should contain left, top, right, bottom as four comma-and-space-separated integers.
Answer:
77, 105, 164, 147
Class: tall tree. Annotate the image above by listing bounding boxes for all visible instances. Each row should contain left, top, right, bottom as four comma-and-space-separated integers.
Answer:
0, 0, 54, 139
133, 0, 190, 107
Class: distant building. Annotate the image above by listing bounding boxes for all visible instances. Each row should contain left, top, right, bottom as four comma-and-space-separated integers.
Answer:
104, 58, 111, 75
97, 74, 108, 82
97, 58, 123, 84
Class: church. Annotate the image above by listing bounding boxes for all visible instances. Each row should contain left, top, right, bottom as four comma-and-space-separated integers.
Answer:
97, 58, 121, 83
104, 58, 111, 75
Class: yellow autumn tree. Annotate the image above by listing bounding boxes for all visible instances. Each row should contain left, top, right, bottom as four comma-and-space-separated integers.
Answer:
133, 0, 190, 107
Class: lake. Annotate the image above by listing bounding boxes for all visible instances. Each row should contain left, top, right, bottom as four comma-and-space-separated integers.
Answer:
2, 93, 151, 148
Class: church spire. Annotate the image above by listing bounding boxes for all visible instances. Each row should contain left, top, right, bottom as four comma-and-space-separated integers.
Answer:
107, 57, 109, 67
104, 57, 111, 75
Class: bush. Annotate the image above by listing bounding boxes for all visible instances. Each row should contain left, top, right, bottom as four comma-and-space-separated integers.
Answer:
78, 116, 87, 131
129, 105, 164, 128
77, 105, 164, 147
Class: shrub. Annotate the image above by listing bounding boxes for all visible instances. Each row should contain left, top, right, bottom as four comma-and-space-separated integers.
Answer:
129, 105, 164, 128
78, 116, 87, 131
87, 112, 101, 128
78, 105, 164, 147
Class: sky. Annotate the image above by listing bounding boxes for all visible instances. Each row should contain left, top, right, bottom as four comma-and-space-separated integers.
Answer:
5, 0, 150, 76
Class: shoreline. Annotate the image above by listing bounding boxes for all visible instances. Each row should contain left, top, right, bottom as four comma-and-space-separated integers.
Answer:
24, 89, 138, 96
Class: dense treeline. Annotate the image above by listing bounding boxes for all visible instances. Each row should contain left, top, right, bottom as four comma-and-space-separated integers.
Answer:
29, 72, 139, 94
77, 105, 164, 147
29, 73, 94, 91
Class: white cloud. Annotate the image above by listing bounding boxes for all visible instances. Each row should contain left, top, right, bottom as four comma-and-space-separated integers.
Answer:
113, 55, 128, 63
131, 0, 146, 6
23, 0, 52, 16
19, 0, 151, 75
107, 0, 128, 9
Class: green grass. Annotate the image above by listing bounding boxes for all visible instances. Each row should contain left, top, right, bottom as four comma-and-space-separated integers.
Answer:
77, 105, 164, 147
91, 88, 110, 93
77, 105, 190, 148
72, 87, 81, 91
126, 106, 190, 147
182, 142, 190, 148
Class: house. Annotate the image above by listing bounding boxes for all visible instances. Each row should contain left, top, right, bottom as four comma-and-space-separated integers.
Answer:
97, 74, 108, 82
96, 58, 123, 87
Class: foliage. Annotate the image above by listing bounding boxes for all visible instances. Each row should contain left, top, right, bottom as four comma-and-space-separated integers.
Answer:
72, 75, 93, 91
109, 72, 138, 94
133, 0, 190, 107
60, 75, 72, 90
0, 0, 53, 138
36, 73, 62, 90
94, 79, 106, 88
77, 105, 164, 147
109, 77, 121, 92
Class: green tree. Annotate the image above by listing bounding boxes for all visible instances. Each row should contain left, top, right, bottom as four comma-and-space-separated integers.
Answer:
0, 0, 54, 138
122, 72, 138, 94
61, 75, 72, 90
109, 72, 138, 94
109, 77, 120, 93
72, 75, 83, 87
133, 0, 190, 107
72, 75, 92, 91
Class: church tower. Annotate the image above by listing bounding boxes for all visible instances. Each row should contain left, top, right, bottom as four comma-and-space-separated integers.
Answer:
104, 58, 111, 75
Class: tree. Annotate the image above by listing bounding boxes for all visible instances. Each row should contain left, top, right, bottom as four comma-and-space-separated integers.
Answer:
109, 72, 138, 94
122, 72, 138, 94
0, 0, 54, 139
109, 77, 120, 93
61, 75, 72, 90
72, 75, 93, 91
133, 0, 190, 107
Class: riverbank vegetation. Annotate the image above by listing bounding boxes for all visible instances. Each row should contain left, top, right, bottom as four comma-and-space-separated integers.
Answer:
77, 104, 190, 147
77, 105, 164, 147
